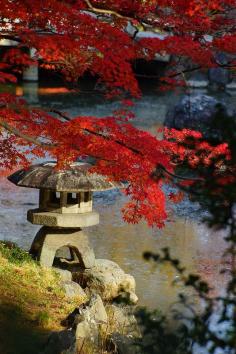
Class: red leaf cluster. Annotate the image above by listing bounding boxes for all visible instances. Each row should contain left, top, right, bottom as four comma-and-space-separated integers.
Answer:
0, 0, 235, 227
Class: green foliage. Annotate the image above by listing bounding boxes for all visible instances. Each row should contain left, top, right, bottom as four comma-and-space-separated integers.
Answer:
0, 241, 33, 264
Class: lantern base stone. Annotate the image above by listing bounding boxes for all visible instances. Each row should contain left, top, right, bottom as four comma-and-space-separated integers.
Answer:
27, 209, 99, 228
30, 226, 95, 268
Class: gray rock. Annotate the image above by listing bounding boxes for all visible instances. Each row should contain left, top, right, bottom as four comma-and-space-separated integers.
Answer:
54, 268, 72, 282
165, 94, 235, 140
106, 304, 138, 336
75, 294, 108, 332
75, 294, 108, 352
42, 296, 108, 354
79, 259, 138, 304
47, 296, 139, 354
61, 280, 87, 299
41, 330, 75, 354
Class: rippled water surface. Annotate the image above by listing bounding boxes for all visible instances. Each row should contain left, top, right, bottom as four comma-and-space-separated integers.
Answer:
0, 82, 233, 311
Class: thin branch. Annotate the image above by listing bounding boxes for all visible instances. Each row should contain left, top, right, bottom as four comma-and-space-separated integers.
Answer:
51, 109, 203, 182
156, 164, 203, 181
84, 0, 133, 20
50, 109, 71, 121
83, 0, 162, 33
51, 109, 143, 155
169, 66, 202, 78
1, 117, 203, 183
135, 66, 202, 80
0, 120, 55, 148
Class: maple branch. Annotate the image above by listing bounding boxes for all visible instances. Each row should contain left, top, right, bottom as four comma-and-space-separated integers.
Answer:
169, 66, 202, 78
156, 164, 203, 182
50, 110, 203, 182
50, 109, 71, 121
84, 0, 133, 20
135, 66, 202, 80
83, 0, 161, 33
1, 112, 203, 185
51, 109, 142, 155
0, 120, 55, 149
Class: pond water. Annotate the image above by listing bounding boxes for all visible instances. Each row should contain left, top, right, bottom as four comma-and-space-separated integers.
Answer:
0, 81, 234, 312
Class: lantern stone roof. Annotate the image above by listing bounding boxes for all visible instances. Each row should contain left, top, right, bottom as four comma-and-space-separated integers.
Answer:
8, 162, 123, 192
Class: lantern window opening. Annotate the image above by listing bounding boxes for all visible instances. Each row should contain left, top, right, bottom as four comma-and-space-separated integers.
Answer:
49, 191, 61, 206
84, 191, 90, 203
67, 192, 79, 205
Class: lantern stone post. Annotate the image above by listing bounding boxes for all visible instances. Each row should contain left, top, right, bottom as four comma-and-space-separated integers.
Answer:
8, 162, 121, 269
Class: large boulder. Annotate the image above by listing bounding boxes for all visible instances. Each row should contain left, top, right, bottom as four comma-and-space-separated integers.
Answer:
165, 94, 235, 140
74, 259, 138, 304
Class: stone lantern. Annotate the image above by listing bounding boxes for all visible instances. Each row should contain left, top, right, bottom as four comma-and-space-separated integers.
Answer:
8, 161, 121, 269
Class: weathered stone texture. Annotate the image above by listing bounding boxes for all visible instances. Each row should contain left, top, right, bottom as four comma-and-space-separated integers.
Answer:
53, 268, 72, 282
61, 281, 87, 299
28, 209, 99, 228
78, 259, 138, 304
30, 227, 95, 268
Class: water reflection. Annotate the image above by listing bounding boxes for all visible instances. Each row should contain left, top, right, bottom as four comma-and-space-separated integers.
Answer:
0, 82, 230, 311
88, 200, 227, 309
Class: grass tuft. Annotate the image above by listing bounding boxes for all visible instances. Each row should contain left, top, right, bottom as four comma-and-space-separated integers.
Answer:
0, 241, 33, 264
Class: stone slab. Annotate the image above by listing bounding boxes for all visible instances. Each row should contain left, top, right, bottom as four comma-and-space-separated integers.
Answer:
27, 209, 99, 227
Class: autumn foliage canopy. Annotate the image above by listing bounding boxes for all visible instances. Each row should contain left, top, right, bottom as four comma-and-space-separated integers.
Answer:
0, 0, 235, 227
